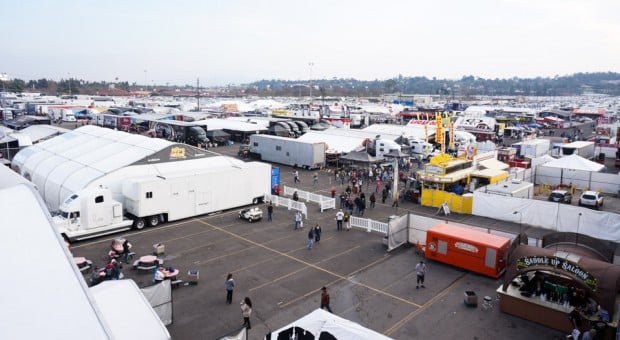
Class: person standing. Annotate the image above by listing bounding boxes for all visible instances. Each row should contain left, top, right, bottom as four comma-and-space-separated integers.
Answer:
415, 261, 426, 289
335, 209, 344, 231
369, 193, 376, 209
267, 203, 273, 222
381, 188, 387, 204
240, 297, 253, 329
307, 227, 314, 249
225, 273, 235, 304
314, 224, 322, 243
320, 286, 333, 313
122, 239, 132, 264
312, 172, 319, 185
293, 170, 300, 183
294, 211, 302, 230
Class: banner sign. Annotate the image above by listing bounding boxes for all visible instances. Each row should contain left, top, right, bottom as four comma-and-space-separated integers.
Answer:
516, 256, 598, 291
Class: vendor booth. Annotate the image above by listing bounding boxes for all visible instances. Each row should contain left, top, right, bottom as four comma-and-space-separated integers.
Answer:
498, 245, 620, 339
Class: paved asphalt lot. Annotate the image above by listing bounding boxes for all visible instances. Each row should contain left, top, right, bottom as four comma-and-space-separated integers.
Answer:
68, 144, 618, 340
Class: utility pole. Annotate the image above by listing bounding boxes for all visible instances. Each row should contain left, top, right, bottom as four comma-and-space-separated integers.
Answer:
196, 77, 200, 112
309, 62, 314, 101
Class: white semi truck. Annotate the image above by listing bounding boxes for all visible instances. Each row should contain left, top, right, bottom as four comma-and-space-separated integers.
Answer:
249, 134, 325, 169
54, 160, 271, 241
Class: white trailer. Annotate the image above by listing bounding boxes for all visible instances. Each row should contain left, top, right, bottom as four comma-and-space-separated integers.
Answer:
514, 139, 550, 158
249, 134, 325, 169
54, 160, 271, 241
50, 108, 76, 122
560, 141, 595, 160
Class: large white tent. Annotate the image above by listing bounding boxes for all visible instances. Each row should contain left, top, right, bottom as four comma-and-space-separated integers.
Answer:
541, 153, 605, 172
0, 166, 170, 339
265, 309, 393, 340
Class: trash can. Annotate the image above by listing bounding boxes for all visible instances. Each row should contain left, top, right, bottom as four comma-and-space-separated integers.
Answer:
188, 270, 199, 285
464, 291, 478, 307
153, 243, 165, 256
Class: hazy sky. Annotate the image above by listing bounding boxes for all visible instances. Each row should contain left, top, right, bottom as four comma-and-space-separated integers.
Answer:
2, 0, 618, 86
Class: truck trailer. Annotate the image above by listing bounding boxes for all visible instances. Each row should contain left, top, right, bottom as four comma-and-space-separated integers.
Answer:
53, 159, 271, 241
424, 223, 512, 278
560, 141, 595, 160
249, 134, 325, 169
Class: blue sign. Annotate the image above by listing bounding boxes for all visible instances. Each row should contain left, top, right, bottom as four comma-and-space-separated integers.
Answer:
271, 167, 280, 190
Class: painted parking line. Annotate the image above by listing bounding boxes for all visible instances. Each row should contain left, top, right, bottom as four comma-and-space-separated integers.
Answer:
198, 217, 426, 311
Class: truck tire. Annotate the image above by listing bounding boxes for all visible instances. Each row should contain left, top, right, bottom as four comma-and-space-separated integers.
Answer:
248, 217, 253, 223
147, 215, 160, 227
133, 218, 146, 230
252, 197, 259, 205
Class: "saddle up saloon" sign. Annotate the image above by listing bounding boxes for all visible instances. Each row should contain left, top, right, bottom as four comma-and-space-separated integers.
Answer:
516, 256, 598, 292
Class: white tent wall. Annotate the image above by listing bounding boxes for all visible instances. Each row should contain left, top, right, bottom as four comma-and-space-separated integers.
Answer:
387, 214, 408, 251
535, 166, 620, 194
472, 191, 620, 242
141, 280, 173, 326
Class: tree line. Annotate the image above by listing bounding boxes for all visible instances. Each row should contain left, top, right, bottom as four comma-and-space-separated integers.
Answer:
2, 72, 619, 97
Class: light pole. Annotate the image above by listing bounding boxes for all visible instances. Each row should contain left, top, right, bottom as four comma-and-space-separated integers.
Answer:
576, 212, 582, 245
144, 69, 148, 90
308, 62, 314, 100
513, 211, 523, 244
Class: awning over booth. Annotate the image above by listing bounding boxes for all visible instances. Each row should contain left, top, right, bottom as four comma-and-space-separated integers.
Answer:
542, 154, 604, 172
479, 158, 509, 170
503, 245, 620, 314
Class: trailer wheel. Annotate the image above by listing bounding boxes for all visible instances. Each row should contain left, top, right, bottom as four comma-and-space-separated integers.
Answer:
133, 218, 146, 230
147, 216, 160, 227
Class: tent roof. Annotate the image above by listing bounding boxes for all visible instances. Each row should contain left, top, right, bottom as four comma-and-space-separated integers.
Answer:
340, 151, 379, 163
0, 167, 111, 340
266, 308, 393, 340
542, 153, 604, 172
11, 125, 217, 211
90, 281, 170, 340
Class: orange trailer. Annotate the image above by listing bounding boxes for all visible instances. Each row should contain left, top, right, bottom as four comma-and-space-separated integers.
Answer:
424, 223, 512, 278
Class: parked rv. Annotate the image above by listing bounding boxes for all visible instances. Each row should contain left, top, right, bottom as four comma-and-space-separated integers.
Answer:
150, 120, 210, 147
249, 134, 325, 169
53, 160, 271, 241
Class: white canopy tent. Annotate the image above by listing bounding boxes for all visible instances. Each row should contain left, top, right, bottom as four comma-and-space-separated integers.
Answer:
265, 308, 393, 340
541, 153, 605, 172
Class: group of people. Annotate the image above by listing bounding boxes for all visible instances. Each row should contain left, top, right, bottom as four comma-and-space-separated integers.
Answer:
223, 273, 254, 329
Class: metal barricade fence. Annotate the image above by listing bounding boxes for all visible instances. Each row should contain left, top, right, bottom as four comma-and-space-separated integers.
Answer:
266, 194, 308, 219
350, 216, 388, 234
282, 186, 336, 212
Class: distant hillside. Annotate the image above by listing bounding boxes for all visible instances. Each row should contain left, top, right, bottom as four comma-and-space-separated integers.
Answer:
247, 72, 620, 97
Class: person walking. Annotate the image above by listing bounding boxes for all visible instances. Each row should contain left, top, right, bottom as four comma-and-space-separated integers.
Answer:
267, 203, 273, 222
392, 193, 400, 208
415, 260, 426, 289
314, 224, 322, 243
381, 188, 387, 204
293, 170, 300, 183
369, 193, 376, 209
335, 209, 344, 231
294, 211, 302, 230
320, 286, 333, 313
225, 273, 235, 304
312, 172, 319, 186
307, 227, 314, 249
240, 297, 253, 329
